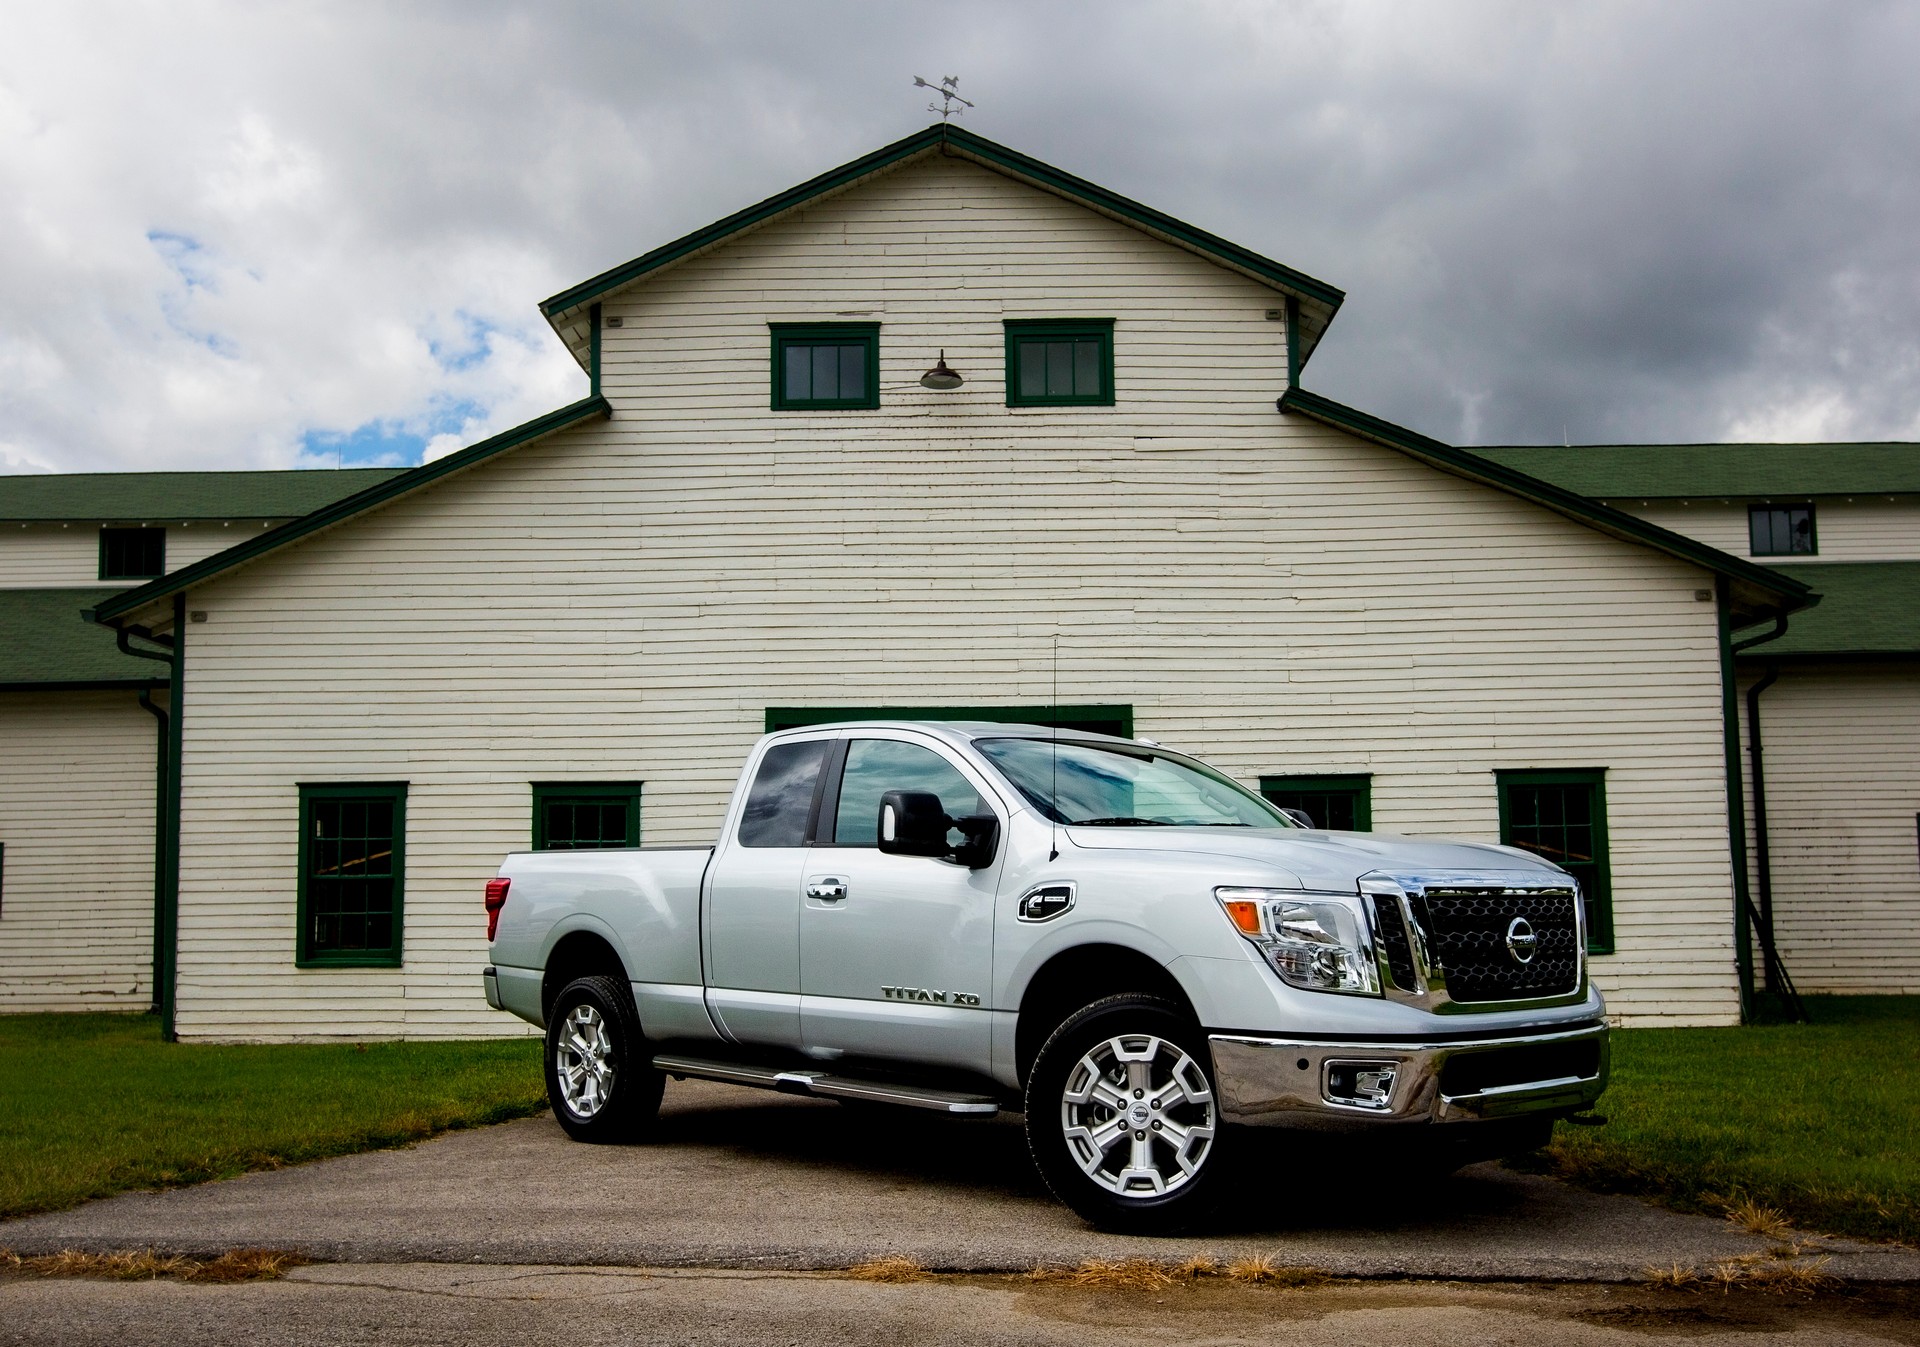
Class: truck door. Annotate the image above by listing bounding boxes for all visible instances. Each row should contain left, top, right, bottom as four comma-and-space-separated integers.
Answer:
703, 734, 834, 1048
798, 734, 1003, 1073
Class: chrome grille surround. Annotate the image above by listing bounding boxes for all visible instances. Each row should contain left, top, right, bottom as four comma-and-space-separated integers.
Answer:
1359, 870, 1588, 1014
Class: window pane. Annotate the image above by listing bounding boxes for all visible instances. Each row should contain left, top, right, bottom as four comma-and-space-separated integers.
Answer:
739, 740, 829, 847
306, 795, 399, 955
543, 797, 632, 849
1769, 510, 1791, 555
1073, 339, 1100, 396
838, 344, 865, 400
1750, 509, 1770, 555
1265, 789, 1356, 831
1046, 341, 1074, 396
1019, 341, 1046, 398
785, 345, 811, 402
812, 345, 839, 400
1789, 507, 1814, 553
833, 740, 984, 847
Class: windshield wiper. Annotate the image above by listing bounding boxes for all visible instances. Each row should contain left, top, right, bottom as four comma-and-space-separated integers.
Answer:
1073, 817, 1170, 826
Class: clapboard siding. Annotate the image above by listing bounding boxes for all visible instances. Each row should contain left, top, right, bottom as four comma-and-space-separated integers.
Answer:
169, 154, 1739, 1039
1618, 499, 1920, 563
0, 690, 156, 1010
0, 522, 281, 588
1739, 664, 1920, 991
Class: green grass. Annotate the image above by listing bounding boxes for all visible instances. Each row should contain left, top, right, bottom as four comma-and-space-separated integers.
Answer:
0, 1013, 546, 1221
1529, 996, 1920, 1245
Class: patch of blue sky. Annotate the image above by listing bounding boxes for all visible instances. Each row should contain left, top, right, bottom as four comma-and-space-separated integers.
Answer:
300, 399, 488, 468
148, 229, 238, 356
428, 311, 499, 372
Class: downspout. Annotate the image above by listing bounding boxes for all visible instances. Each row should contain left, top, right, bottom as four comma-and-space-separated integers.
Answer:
164, 594, 185, 1042
1745, 663, 1781, 992
1715, 577, 1758, 1021
1284, 296, 1300, 390
588, 302, 603, 399
117, 626, 174, 1027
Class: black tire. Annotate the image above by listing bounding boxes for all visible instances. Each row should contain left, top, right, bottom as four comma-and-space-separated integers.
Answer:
543, 974, 663, 1143
1024, 994, 1231, 1233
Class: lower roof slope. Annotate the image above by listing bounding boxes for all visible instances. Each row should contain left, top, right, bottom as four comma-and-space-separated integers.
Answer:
1471, 443, 1920, 500
0, 588, 163, 689
0, 467, 407, 523
1742, 563, 1920, 659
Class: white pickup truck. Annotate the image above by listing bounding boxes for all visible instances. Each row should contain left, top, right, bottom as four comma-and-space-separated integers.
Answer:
483, 721, 1607, 1231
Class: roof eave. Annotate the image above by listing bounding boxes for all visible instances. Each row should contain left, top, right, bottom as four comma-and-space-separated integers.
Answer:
1276, 388, 1816, 627
90, 396, 612, 630
538, 123, 1345, 374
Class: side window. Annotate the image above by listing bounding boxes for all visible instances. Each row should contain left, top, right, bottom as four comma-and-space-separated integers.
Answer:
1749, 504, 1815, 556
1260, 774, 1372, 831
99, 527, 166, 580
738, 740, 830, 847
297, 783, 406, 967
533, 783, 641, 850
833, 740, 985, 847
1004, 319, 1114, 407
1496, 768, 1613, 955
769, 323, 879, 410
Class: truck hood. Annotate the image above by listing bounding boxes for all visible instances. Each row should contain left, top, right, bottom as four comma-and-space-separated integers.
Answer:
1061, 824, 1565, 892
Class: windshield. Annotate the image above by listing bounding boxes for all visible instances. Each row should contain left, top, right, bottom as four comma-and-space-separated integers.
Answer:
975, 738, 1293, 828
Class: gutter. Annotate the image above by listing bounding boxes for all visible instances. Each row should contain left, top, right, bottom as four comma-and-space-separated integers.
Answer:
115, 614, 182, 1041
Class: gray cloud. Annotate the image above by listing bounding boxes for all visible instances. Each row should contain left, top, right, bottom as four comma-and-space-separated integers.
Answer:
3, 0, 1917, 473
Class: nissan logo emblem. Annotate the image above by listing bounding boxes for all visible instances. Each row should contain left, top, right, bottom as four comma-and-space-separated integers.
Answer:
1506, 916, 1539, 965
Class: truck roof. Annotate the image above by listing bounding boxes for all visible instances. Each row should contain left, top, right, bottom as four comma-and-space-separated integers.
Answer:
765, 719, 1143, 747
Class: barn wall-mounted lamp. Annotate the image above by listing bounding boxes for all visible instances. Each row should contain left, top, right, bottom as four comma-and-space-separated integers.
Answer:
919, 351, 964, 390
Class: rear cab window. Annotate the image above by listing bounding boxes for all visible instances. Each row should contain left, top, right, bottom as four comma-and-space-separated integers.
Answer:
737, 739, 832, 847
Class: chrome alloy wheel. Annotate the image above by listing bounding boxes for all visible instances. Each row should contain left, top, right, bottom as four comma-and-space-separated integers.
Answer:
1060, 1033, 1216, 1198
555, 1003, 616, 1118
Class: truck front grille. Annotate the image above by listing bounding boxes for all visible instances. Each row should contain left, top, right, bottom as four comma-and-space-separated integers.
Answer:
1438, 1037, 1603, 1095
1368, 893, 1419, 990
1414, 888, 1581, 1003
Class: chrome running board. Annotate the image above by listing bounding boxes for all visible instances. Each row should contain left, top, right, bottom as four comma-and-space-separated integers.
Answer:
651, 1053, 1000, 1115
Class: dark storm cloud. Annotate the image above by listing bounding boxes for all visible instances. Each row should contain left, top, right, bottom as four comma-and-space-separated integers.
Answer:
2, 0, 1917, 472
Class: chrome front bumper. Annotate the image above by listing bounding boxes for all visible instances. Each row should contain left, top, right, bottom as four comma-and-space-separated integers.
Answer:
1208, 1022, 1608, 1129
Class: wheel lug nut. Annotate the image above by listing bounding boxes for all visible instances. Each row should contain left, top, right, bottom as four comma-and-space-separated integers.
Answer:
1151, 1121, 1161, 1130
1135, 1131, 1145, 1140
1133, 1089, 1144, 1099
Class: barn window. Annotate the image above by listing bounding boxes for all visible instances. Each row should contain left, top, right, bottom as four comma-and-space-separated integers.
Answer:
769, 323, 879, 410
99, 527, 166, 580
1748, 504, 1816, 556
532, 783, 642, 850
1259, 774, 1372, 831
296, 783, 406, 967
1004, 319, 1114, 406
1496, 769, 1613, 955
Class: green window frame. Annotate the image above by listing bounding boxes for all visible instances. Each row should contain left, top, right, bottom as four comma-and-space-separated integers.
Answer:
1748, 503, 1816, 557
765, 704, 1134, 739
532, 782, 642, 851
1259, 774, 1372, 832
296, 782, 407, 968
1495, 768, 1614, 955
1004, 319, 1115, 407
99, 527, 166, 581
769, 323, 880, 410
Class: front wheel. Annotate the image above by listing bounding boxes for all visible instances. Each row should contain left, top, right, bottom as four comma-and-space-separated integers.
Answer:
1024, 994, 1230, 1233
544, 974, 663, 1143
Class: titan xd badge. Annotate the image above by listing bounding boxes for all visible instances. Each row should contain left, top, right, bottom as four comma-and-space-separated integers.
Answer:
881, 986, 982, 1007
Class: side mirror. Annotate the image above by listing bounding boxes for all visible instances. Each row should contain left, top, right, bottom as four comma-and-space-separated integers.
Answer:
1279, 807, 1315, 829
878, 790, 950, 857
877, 792, 1002, 870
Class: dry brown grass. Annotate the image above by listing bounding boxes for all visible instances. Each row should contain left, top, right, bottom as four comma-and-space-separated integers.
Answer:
1644, 1251, 1839, 1296
1224, 1255, 1330, 1288
0, 1247, 305, 1282
1643, 1261, 1700, 1289
1023, 1254, 1329, 1291
1722, 1196, 1794, 1241
846, 1256, 928, 1284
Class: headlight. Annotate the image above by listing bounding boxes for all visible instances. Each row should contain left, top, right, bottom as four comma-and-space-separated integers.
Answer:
1215, 887, 1380, 996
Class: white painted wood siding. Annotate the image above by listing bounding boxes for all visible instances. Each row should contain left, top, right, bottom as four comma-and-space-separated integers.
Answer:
1739, 663, 1920, 992
1616, 499, 1920, 563
169, 154, 1741, 1039
0, 690, 157, 1011
0, 522, 280, 588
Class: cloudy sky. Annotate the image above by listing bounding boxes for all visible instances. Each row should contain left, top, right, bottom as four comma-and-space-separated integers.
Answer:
3, 0, 1917, 474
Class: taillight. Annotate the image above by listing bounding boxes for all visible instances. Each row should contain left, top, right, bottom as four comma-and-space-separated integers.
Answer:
484, 877, 511, 942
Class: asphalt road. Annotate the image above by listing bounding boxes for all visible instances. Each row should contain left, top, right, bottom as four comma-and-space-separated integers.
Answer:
6, 1079, 1919, 1282
5, 1266, 1919, 1347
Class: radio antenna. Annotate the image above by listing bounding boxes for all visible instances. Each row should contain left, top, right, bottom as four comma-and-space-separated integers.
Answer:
1049, 629, 1059, 862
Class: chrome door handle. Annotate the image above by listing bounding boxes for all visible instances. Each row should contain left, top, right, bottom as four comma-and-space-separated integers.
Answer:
806, 878, 848, 902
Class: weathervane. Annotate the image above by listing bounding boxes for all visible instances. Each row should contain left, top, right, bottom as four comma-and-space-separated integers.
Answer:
913, 75, 974, 121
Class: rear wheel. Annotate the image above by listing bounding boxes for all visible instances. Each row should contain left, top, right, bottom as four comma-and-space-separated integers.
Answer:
544, 974, 663, 1143
1025, 994, 1230, 1233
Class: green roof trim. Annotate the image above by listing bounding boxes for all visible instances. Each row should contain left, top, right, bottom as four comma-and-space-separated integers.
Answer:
1738, 562, 1920, 658
1276, 388, 1816, 626
1470, 443, 1920, 499
0, 588, 162, 689
0, 467, 406, 523
91, 397, 611, 625
540, 123, 1346, 371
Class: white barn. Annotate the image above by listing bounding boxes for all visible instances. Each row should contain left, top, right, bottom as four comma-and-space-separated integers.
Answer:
48, 125, 1820, 1039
